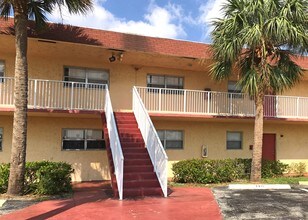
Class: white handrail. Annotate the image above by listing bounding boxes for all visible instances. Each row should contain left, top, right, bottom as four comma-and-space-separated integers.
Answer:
132, 86, 168, 197
104, 86, 124, 200
135, 86, 308, 119
0, 77, 106, 110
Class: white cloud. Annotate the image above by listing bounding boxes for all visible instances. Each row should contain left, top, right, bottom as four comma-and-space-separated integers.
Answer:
198, 0, 227, 42
47, 1, 187, 39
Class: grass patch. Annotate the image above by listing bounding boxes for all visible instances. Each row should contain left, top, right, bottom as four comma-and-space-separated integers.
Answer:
261, 177, 308, 184
169, 177, 308, 188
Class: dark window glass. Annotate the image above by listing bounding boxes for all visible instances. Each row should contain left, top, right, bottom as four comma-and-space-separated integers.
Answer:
147, 75, 184, 89
0, 128, 3, 151
157, 130, 183, 149
227, 132, 242, 150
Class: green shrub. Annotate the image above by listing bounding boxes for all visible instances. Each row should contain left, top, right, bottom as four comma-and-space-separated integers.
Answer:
286, 162, 307, 177
0, 161, 73, 195
172, 158, 288, 184
0, 164, 10, 193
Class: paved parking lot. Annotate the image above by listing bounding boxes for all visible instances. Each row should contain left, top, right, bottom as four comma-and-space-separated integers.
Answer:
213, 186, 308, 220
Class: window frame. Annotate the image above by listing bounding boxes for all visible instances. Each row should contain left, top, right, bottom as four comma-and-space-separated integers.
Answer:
157, 130, 184, 150
61, 128, 105, 151
0, 128, 3, 151
147, 74, 184, 90
63, 66, 110, 87
228, 81, 243, 98
226, 131, 243, 150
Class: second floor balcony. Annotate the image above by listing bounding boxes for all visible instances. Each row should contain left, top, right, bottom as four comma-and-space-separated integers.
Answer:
135, 86, 308, 120
0, 77, 106, 111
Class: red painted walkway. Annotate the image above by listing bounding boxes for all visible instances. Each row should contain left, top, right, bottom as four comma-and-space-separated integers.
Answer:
0, 182, 222, 220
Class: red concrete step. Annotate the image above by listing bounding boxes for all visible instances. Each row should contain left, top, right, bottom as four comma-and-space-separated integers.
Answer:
123, 153, 150, 160
116, 120, 138, 125
115, 115, 136, 120
117, 128, 140, 133
120, 137, 144, 143
122, 187, 163, 198
121, 142, 145, 148
124, 179, 160, 188
124, 159, 152, 166
122, 148, 147, 154
124, 165, 154, 173
117, 124, 138, 129
119, 133, 143, 139
124, 172, 157, 181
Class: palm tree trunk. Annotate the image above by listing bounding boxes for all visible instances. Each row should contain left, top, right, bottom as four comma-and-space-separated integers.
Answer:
250, 92, 264, 182
7, 11, 28, 195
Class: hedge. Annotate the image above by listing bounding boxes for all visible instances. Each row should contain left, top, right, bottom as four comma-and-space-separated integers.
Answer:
0, 161, 73, 195
172, 158, 288, 184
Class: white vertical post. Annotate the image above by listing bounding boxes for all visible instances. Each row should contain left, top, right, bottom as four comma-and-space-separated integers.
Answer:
159, 88, 162, 111
183, 90, 187, 112
275, 96, 279, 117
207, 91, 210, 114
230, 93, 233, 115
297, 97, 299, 118
70, 82, 74, 109
33, 80, 37, 108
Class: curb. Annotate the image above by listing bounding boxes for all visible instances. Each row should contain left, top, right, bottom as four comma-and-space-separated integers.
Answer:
0, 199, 7, 208
228, 184, 291, 189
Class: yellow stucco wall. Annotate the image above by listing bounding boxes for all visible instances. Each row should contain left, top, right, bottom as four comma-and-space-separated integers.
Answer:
152, 119, 308, 177
0, 114, 110, 181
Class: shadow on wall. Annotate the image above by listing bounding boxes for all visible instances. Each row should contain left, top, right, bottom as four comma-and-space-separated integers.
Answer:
71, 161, 111, 182
1, 21, 101, 46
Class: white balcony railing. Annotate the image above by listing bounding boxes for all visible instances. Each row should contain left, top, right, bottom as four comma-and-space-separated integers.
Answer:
133, 86, 168, 197
0, 77, 106, 111
104, 86, 124, 200
135, 86, 308, 119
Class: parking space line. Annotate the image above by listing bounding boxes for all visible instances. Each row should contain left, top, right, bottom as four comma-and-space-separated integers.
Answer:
300, 188, 308, 192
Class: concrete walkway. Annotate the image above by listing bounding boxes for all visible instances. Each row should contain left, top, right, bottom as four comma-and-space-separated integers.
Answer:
0, 182, 222, 220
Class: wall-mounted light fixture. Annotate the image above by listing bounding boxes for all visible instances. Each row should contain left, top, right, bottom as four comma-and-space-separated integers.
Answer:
108, 49, 125, 63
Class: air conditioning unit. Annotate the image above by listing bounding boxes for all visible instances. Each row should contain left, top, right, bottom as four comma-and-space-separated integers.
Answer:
201, 145, 208, 158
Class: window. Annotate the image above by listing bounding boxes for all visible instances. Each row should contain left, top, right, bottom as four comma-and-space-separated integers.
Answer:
226, 131, 242, 150
157, 130, 183, 149
62, 129, 105, 150
228, 81, 242, 93
147, 75, 184, 89
0, 61, 5, 83
0, 128, 3, 151
64, 67, 109, 86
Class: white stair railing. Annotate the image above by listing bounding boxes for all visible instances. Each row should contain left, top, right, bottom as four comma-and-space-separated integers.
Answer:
104, 85, 124, 200
132, 86, 168, 197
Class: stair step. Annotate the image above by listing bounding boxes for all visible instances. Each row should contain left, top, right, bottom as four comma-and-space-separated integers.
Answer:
122, 148, 147, 154
124, 172, 157, 180
125, 165, 154, 173
121, 142, 145, 148
119, 133, 143, 139
118, 128, 140, 133
120, 137, 144, 143
117, 124, 138, 129
122, 187, 163, 198
123, 153, 150, 159
116, 120, 138, 125
124, 159, 152, 166
124, 179, 160, 188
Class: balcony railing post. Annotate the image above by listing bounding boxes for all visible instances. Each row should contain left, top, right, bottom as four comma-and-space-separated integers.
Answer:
70, 82, 74, 109
159, 88, 162, 111
275, 96, 279, 117
183, 90, 187, 112
230, 93, 233, 115
297, 97, 300, 118
207, 91, 210, 114
33, 80, 37, 108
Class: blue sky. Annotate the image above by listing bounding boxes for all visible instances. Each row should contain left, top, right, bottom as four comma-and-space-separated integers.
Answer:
48, 0, 226, 43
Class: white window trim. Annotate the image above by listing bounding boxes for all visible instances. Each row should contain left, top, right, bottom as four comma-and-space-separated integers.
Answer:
62, 128, 105, 151
63, 66, 110, 85
226, 131, 243, 150
157, 130, 184, 150
147, 74, 184, 89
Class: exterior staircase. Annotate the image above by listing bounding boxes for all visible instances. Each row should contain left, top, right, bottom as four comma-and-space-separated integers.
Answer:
104, 112, 163, 198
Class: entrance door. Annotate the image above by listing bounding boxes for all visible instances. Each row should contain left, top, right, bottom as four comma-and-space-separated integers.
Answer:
262, 134, 276, 161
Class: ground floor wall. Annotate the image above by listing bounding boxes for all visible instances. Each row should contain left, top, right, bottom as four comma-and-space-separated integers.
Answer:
0, 114, 110, 182
152, 119, 308, 178
1, 114, 307, 181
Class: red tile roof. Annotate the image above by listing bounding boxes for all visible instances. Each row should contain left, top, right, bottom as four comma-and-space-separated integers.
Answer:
0, 18, 307, 69
0, 18, 212, 59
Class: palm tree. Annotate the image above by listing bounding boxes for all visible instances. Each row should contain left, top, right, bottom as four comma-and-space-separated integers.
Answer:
210, 0, 307, 182
0, 0, 92, 195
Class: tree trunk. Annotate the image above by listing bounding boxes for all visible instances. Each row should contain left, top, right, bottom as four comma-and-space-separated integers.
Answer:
250, 92, 264, 182
7, 11, 28, 195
